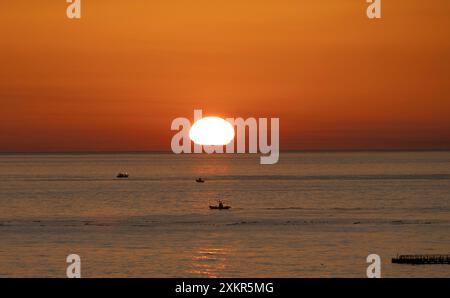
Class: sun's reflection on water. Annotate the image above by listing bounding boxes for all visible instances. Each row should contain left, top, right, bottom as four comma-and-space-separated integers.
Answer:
188, 246, 230, 278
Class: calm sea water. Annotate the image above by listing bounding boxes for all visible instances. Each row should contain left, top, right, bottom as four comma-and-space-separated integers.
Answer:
0, 152, 449, 277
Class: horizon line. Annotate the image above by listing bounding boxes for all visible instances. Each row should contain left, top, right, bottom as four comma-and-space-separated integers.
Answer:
0, 148, 449, 155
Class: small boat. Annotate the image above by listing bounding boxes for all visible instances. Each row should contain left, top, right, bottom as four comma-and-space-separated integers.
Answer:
196, 178, 205, 183
116, 172, 129, 178
209, 200, 231, 210
209, 205, 231, 210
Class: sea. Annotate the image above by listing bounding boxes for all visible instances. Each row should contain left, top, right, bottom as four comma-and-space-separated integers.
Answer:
0, 151, 449, 277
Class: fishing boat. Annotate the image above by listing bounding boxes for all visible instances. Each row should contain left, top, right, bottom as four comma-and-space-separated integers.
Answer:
209, 205, 231, 210
209, 200, 231, 210
196, 178, 205, 183
116, 172, 129, 178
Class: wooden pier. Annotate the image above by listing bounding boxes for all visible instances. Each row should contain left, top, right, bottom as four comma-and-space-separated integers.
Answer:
392, 254, 450, 264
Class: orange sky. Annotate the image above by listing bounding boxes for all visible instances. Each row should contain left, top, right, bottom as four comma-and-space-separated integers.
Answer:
0, 0, 449, 152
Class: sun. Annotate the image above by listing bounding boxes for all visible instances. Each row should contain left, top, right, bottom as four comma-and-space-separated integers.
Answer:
189, 117, 235, 146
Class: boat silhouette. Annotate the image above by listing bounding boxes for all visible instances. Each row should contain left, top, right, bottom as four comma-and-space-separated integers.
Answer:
116, 172, 129, 178
209, 200, 231, 210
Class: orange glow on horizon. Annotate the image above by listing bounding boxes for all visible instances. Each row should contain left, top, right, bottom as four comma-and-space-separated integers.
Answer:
0, 0, 449, 151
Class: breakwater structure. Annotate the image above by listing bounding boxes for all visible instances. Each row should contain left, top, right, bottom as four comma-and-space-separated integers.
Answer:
392, 254, 450, 265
